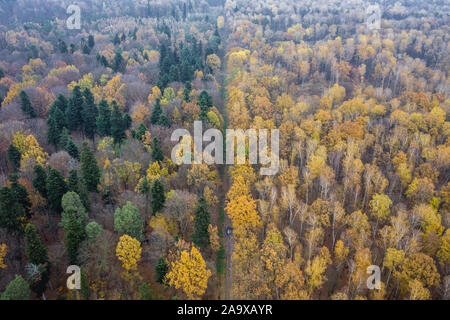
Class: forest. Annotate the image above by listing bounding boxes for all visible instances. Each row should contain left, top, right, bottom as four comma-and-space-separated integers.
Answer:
0, 0, 448, 300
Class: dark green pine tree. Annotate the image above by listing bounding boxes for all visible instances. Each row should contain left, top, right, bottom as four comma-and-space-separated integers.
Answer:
65, 137, 79, 160
47, 101, 66, 148
9, 173, 32, 219
82, 88, 98, 140
198, 90, 212, 121
96, 99, 111, 136
150, 178, 165, 215
54, 94, 69, 113
25, 223, 48, 265
19, 91, 37, 118
80, 141, 100, 192
152, 137, 164, 162
155, 256, 168, 284
183, 81, 192, 102
112, 50, 124, 73
190, 197, 210, 249
65, 212, 86, 264
158, 111, 171, 127
139, 176, 150, 215
133, 123, 147, 141
66, 86, 84, 131
123, 113, 132, 130
32, 165, 47, 199
111, 102, 126, 144
0, 186, 25, 233
150, 98, 162, 125
68, 170, 90, 211
46, 167, 68, 212
7, 144, 21, 172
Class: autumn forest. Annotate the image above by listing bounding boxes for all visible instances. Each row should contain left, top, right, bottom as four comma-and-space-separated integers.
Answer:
0, 0, 449, 301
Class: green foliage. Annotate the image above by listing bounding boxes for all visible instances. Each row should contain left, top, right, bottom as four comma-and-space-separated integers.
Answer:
0, 186, 25, 233
139, 282, 153, 300
7, 143, 21, 172
1, 275, 30, 300
110, 101, 127, 144
46, 167, 68, 212
156, 256, 168, 284
19, 90, 37, 118
190, 197, 211, 249
66, 86, 84, 131
151, 179, 165, 215
151, 98, 162, 125
25, 223, 48, 265
96, 99, 111, 136
65, 137, 79, 160
152, 137, 163, 162
61, 192, 89, 230
9, 173, 32, 219
32, 164, 47, 199
80, 141, 100, 192
114, 201, 144, 241
85, 221, 103, 243
82, 88, 98, 140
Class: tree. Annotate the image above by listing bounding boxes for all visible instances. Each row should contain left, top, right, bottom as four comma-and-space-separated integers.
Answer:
32, 165, 47, 199
305, 247, 332, 295
151, 179, 165, 215
46, 168, 68, 212
65, 137, 79, 160
0, 186, 24, 233
82, 88, 98, 140
85, 221, 103, 243
151, 98, 162, 125
166, 246, 212, 299
66, 86, 84, 131
61, 192, 89, 230
198, 90, 212, 121
0, 244, 7, 269
64, 209, 86, 264
80, 141, 100, 192
152, 137, 163, 162
111, 102, 126, 144
19, 90, 37, 118
190, 197, 210, 250
116, 234, 142, 272
114, 201, 144, 241
112, 50, 125, 73
96, 99, 111, 136
88, 35, 95, 48
155, 256, 168, 284
1, 275, 30, 300
9, 174, 32, 219
25, 224, 47, 265
183, 81, 192, 102
7, 144, 21, 172
47, 99, 67, 148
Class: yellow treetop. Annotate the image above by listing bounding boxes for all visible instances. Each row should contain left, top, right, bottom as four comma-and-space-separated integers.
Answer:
116, 235, 142, 272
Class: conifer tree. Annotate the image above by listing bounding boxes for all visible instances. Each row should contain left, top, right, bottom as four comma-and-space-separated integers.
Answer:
46, 168, 68, 212
190, 197, 211, 249
151, 179, 165, 215
80, 142, 100, 192
0, 186, 25, 233
111, 102, 126, 144
25, 224, 48, 265
82, 88, 98, 140
19, 91, 37, 118
9, 173, 32, 219
7, 144, 21, 172
155, 256, 168, 284
96, 99, 111, 136
32, 165, 47, 199
65, 137, 79, 160
152, 137, 164, 162
66, 86, 84, 131
151, 98, 163, 125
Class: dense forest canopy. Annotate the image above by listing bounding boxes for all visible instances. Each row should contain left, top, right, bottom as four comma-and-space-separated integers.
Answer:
0, 0, 448, 300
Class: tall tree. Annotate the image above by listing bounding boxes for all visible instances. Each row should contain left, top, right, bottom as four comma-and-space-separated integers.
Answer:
9, 174, 32, 219
82, 88, 98, 140
110, 102, 126, 144
46, 168, 68, 212
19, 91, 37, 118
155, 256, 168, 284
151, 179, 165, 215
0, 275, 30, 300
152, 137, 163, 162
114, 201, 144, 241
150, 98, 162, 125
80, 142, 100, 192
190, 197, 211, 249
32, 165, 47, 199
66, 86, 84, 131
25, 224, 48, 265
65, 137, 79, 160
7, 144, 21, 172
96, 99, 111, 136
0, 186, 25, 233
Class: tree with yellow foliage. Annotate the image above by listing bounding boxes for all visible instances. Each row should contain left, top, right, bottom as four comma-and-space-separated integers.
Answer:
116, 235, 142, 272
166, 246, 211, 299
0, 244, 7, 269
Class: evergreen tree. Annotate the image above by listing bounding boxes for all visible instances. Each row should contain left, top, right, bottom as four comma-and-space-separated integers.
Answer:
25, 224, 48, 265
54, 94, 69, 113
155, 257, 168, 284
190, 197, 210, 249
88, 35, 95, 48
139, 282, 153, 300
65, 137, 79, 160
111, 102, 126, 144
9, 174, 32, 219
152, 137, 164, 162
32, 165, 47, 199
47, 95, 68, 148
68, 170, 90, 211
139, 176, 150, 215
19, 91, 37, 118
68, 170, 79, 192
46, 168, 68, 212
61, 192, 89, 230
65, 211, 86, 264
158, 111, 171, 127
183, 81, 192, 102
0, 186, 25, 233
7, 144, 21, 172
112, 50, 124, 73
96, 99, 111, 136
0, 275, 30, 300
151, 179, 165, 215
113, 201, 144, 241
80, 142, 100, 192
47, 113, 62, 148
150, 98, 162, 125
66, 86, 84, 131
198, 90, 212, 121
82, 88, 98, 140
